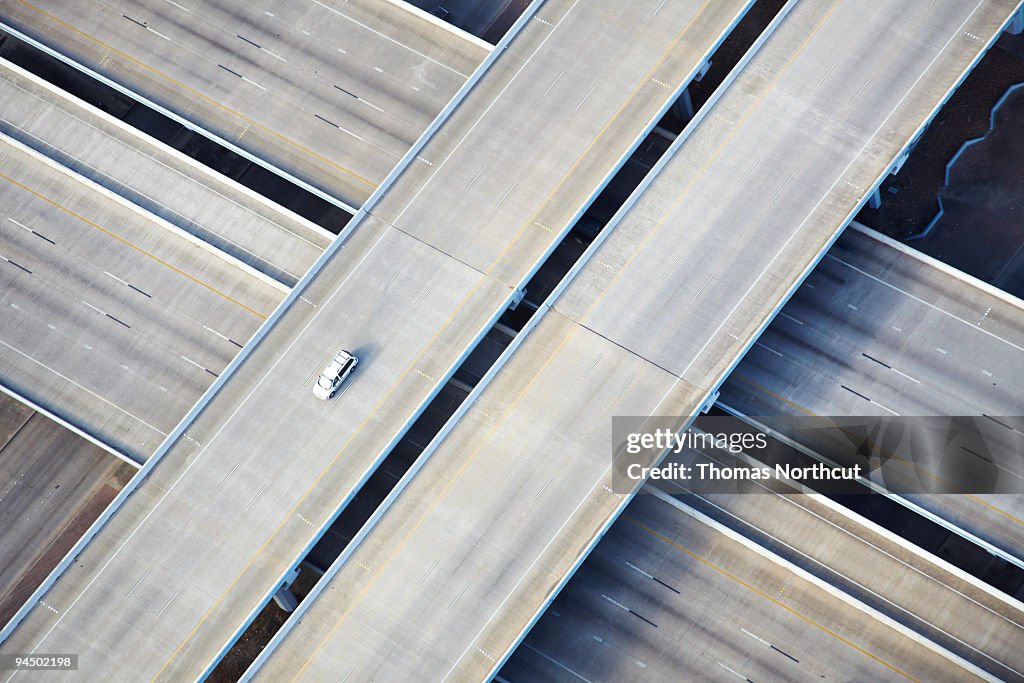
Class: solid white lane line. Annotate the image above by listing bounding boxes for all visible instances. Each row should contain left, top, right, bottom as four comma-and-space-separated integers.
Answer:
0, 339, 168, 436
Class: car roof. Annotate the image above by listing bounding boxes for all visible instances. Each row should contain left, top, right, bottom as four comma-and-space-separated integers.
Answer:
321, 351, 354, 379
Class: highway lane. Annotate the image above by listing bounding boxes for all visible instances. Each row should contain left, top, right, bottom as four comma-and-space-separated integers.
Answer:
0, 134, 281, 462
719, 223, 1024, 565
500, 492, 991, 683
0, 57, 331, 287
0, 0, 489, 207
249, 0, 1024, 680
646, 441, 1024, 680
0, 0, 756, 678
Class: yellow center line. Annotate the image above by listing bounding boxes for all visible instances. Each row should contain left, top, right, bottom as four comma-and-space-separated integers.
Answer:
460, 0, 718, 276
623, 516, 923, 683
282, 8, 853, 666
735, 373, 1024, 528
0, 170, 268, 318
152, 0, 733, 676
150, 263, 487, 681
268, 1, 858, 677
964, 495, 1024, 526
289, 323, 582, 682
734, 373, 961, 485
16, 0, 378, 191
247, 0, 1014, 676
577, 0, 845, 324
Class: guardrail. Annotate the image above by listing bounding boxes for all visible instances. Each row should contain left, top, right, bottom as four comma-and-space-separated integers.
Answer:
0, 382, 139, 468
0, 21, 360, 216
0, 0, 540, 647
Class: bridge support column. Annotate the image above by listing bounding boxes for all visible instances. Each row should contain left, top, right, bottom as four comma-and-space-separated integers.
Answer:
1007, 5, 1023, 34
694, 58, 712, 83
672, 59, 712, 124
868, 131, 919, 211
868, 187, 882, 210
508, 286, 526, 310
674, 87, 695, 121
272, 566, 301, 613
700, 390, 720, 414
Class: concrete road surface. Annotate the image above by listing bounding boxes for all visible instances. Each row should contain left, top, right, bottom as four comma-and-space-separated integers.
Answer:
0, 0, 755, 679
248, 1, 1022, 680
0, 395, 135, 626
0, 0, 489, 207
501, 493, 992, 683
0, 134, 282, 462
720, 223, 1024, 567
0, 57, 331, 286
650, 449, 1024, 681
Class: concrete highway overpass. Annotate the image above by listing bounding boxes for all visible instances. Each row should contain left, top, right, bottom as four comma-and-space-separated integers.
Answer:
0, 57, 332, 287
0, 131, 282, 464
501, 489, 1013, 682
245, 0, 1024, 680
720, 223, 1024, 571
0, 0, 489, 208
0, 0, 757, 678
504, 226, 1024, 680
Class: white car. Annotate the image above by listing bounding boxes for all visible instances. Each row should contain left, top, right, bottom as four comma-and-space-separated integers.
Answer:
313, 349, 359, 400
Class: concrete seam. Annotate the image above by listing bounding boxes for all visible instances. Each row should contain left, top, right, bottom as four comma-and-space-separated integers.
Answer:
480, 0, 802, 677
242, 0, 773, 676
0, 0, 530, 644
483, 0, 1016, 677
197, 0, 558, 677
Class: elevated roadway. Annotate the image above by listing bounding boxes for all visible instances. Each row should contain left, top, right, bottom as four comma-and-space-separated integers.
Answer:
0, 57, 331, 287
0, 133, 281, 463
647, 438, 1024, 680
719, 223, 1024, 568
248, 1, 1024, 680
0, 0, 757, 678
0, 0, 490, 207
500, 491, 997, 683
